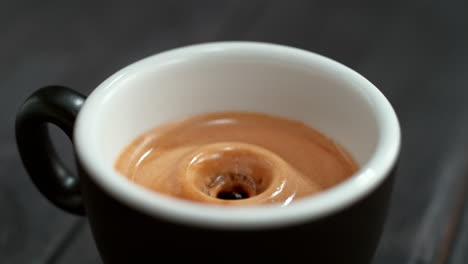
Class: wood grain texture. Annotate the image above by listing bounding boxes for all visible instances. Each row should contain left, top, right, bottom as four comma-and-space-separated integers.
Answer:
447, 186, 468, 264
1, 0, 468, 263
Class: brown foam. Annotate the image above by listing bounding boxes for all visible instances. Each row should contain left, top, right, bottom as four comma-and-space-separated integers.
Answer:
115, 112, 359, 206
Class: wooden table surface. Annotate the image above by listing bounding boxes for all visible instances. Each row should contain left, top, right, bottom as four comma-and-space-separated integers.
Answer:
2, 1, 468, 263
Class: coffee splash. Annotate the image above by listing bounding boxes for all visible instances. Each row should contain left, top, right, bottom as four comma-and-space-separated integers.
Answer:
115, 112, 359, 206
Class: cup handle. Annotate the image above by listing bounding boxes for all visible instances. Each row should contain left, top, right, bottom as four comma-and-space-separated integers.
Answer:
16, 86, 86, 215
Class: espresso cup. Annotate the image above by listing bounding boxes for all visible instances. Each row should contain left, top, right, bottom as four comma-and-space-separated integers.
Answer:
16, 42, 400, 263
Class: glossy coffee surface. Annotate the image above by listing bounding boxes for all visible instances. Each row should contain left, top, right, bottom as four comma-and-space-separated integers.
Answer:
115, 112, 358, 206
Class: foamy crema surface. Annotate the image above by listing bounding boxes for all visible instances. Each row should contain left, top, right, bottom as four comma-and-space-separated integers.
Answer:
115, 112, 358, 206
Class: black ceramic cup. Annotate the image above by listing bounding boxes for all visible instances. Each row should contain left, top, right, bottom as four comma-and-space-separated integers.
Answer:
16, 42, 400, 263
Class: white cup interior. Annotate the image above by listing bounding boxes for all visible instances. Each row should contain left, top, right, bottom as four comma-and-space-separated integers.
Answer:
75, 42, 400, 229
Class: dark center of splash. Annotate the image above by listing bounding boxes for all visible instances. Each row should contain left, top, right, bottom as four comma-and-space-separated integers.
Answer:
216, 186, 251, 200
207, 173, 257, 200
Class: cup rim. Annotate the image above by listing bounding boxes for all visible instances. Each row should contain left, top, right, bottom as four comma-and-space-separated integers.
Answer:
74, 41, 401, 229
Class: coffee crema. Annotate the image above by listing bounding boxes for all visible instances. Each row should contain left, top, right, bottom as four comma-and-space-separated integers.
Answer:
115, 112, 359, 206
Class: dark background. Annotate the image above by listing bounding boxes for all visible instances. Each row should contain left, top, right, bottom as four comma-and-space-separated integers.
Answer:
2, 0, 468, 263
